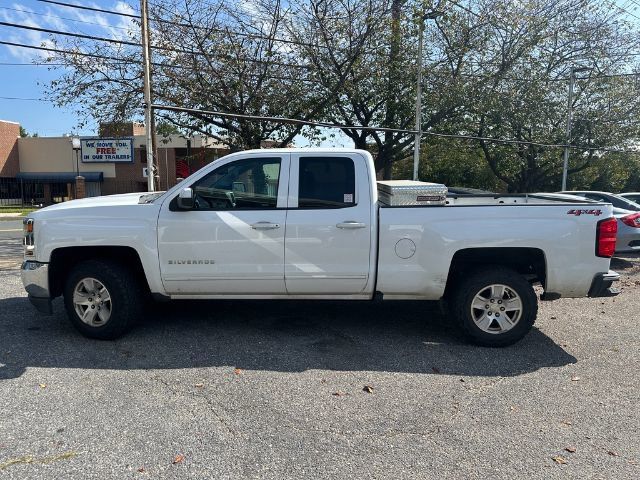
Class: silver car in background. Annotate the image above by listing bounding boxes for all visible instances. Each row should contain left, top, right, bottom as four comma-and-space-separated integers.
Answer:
558, 191, 640, 253
558, 190, 640, 211
620, 192, 640, 204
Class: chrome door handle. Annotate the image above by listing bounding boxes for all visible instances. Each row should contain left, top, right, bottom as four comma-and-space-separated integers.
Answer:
251, 221, 280, 230
336, 221, 366, 229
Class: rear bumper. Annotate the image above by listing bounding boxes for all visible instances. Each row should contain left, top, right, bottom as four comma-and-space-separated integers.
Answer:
21, 261, 53, 314
588, 270, 621, 298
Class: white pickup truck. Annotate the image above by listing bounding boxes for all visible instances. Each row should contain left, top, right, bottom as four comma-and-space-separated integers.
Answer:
21, 148, 620, 346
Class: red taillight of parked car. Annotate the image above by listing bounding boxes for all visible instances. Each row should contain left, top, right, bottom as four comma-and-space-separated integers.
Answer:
621, 212, 640, 228
596, 217, 617, 258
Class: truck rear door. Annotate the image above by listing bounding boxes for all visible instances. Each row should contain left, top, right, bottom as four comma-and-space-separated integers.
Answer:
284, 153, 373, 295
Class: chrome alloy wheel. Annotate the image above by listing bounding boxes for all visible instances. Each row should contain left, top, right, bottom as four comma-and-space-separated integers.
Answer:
470, 284, 523, 334
73, 277, 112, 326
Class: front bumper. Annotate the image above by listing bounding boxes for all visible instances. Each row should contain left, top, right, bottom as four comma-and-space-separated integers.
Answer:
588, 270, 621, 298
21, 261, 52, 314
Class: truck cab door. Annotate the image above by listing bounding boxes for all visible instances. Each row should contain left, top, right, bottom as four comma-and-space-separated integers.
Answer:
157, 153, 289, 295
284, 153, 374, 295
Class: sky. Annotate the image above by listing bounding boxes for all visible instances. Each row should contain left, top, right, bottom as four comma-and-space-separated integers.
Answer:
0, 1, 138, 137
0, 0, 350, 146
1, 1, 639, 143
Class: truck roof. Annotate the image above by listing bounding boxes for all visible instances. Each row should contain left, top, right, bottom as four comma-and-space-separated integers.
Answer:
235, 147, 370, 155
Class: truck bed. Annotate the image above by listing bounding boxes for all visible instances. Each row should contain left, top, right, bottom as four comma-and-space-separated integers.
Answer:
376, 197, 612, 300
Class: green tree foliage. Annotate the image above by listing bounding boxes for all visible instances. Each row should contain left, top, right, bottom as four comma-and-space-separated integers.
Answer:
394, 138, 506, 191
19, 126, 38, 138
41, 0, 640, 189
444, 0, 640, 192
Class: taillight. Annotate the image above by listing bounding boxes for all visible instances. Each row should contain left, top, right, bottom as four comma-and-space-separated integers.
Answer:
596, 217, 617, 258
621, 212, 640, 228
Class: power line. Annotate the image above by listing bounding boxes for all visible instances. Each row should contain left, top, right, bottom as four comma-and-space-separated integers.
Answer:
0, 40, 317, 82
0, 21, 140, 47
0, 22, 310, 70
447, 0, 483, 19
148, 0, 328, 51
154, 103, 419, 134
609, 1, 640, 21
0, 5, 133, 31
36, 0, 328, 51
152, 104, 639, 153
4, 39, 639, 86
423, 131, 637, 153
0, 39, 130, 62
3, 25, 637, 84
0, 21, 313, 70
0, 96, 53, 102
0, 62, 67, 66
35, 0, 138, 19
0, 58, 308, 82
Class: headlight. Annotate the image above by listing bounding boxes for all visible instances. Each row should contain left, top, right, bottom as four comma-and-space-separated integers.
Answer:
23, 218, 35, 256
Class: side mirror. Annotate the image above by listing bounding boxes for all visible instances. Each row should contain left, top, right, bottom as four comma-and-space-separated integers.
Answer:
177, 187, 194, 210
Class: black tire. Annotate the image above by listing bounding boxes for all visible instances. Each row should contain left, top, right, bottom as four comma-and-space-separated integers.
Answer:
63, 259, 144, 340
450, 267, 537, 347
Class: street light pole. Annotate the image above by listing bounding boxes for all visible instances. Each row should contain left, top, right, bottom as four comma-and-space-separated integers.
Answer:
71, 136, 81, 198
562, 66, 589, 190
412, 11, 443, 181
140, 0, 156, 191
412, 19, 425, 181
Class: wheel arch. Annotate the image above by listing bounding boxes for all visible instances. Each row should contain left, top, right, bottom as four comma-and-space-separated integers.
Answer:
49, 246, 150, 298
443, 247, 546, 299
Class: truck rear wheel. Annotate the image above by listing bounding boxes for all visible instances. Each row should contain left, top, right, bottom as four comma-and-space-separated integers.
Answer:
451, 267, 537, 347
63, 260, 143, 340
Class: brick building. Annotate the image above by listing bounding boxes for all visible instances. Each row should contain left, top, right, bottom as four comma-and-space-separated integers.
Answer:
0, 120, 20, 178
0, 120, 230, 205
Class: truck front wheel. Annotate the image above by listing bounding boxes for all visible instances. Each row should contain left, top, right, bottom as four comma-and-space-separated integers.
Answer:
63, 260, 143, 340
451, 267, 538, 347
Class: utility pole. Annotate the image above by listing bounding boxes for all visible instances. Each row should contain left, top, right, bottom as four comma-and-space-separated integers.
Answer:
412, 10, 443, 181
140, 0, 156, 191
562, 66, 590, 190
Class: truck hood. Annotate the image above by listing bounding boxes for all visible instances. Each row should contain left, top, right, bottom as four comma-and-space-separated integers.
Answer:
35, 193, 159, 213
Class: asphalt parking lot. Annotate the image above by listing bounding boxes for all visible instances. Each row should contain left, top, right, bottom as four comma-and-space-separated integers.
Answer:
0, 221, 639, 479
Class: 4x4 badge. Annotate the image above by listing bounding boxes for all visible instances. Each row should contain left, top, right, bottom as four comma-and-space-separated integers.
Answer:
567, 209, 602, 216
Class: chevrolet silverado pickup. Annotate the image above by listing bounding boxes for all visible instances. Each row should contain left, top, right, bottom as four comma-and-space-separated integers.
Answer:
21, 148, 620, 346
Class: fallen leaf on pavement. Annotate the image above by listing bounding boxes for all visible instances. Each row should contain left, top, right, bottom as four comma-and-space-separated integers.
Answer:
607, 450, 619, 457
362, 385, 374, 393
561, 420, 572, 426
137, 467, 145, 473
38, 384, 46, 389
552, 456, 567, 464
233, 368, 243, 375
565, 447, 576, 453
172, 454, 185, 464
194, 383, 204, 388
